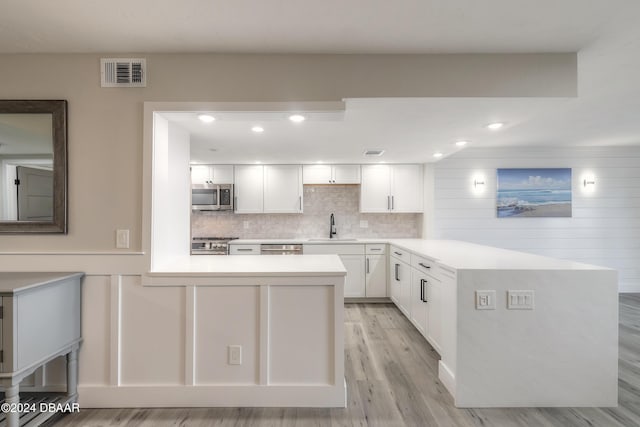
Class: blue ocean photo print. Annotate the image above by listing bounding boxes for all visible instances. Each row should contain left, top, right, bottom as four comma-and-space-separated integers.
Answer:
496, 168, 572, 218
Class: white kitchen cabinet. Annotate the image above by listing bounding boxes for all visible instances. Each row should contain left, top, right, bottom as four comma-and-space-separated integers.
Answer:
364, 244, 386, 297
410, 268, 429, 337
304, 244, 366, 297
360, 164, 423, 213
264, 165, 303, 213
191, 164, 234, 185
340, 254, 366, 297
303, 164, 360, 184
360, 165, 392, 212
234, 165, 264, 213
389, 254, 410, 316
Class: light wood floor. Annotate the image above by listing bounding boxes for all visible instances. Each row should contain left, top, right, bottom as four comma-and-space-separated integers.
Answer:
50, 295, 640, 427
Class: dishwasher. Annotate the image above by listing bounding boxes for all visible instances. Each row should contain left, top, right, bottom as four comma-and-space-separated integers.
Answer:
260, 244, 303, 255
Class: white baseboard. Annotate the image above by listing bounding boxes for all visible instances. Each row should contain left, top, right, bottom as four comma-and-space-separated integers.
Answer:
438, 361, 455, 398
78, 383, 346, 408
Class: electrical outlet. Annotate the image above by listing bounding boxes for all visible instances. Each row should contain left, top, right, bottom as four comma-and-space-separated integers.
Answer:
507, 290, 535, 310
228, 345, 242, 365
475, 290, 496, 310
359, 220, 368, 228
116, 229, 130, 249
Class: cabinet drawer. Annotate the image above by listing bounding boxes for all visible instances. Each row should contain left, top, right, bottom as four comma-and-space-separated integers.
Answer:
389, 245, 410, 263
303, 244, 364, 255
365, 244, 386, 255
411, 253, 438, 275
229, 244, 260, 255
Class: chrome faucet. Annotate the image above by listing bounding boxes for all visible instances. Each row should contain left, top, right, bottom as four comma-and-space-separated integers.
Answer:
330, 213, 337, 239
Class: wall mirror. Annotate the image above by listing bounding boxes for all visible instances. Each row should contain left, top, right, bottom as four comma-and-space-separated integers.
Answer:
0, 100, 67, 233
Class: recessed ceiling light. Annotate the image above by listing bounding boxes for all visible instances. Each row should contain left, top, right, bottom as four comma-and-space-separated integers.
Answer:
209, 148, 218, 152
198, 114, 215, 123
486, 122, 504, 130
455, 140, 469, 147
289, 114, 306, 123
433, 152, 443, 158
364, 150, 385, 157
252, 126, 264, 133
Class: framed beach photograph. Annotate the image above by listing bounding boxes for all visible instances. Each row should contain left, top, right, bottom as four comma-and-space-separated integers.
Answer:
496, 168, 572, 218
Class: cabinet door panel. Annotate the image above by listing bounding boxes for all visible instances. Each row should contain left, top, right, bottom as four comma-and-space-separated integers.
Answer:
410, 269, 429, 337
391, 164, 423, 213
303, 165, 332, 184
365, 254, 386, 297
340, 254, 366, 298
399, 262, 411, 317
360, 165, 391, 212
211, 165, 234, 184
234, 165, 264, 213
333, 165, 361, 184
264, 165, 303, 213
390, 258, 402, 305
191, 165, 211, 185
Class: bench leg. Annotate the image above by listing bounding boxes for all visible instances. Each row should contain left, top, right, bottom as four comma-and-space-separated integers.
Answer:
66, 348, 78, 398
4, 383, 19, 427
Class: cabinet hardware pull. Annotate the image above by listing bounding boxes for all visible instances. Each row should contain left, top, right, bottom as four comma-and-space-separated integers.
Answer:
392, 195, 394, 210
418, 262, 431, 269
299, 196, 302, 211
394, 251, 402, 256
395, 263, 400, 281
420, 278, 424, 301
237, 248, 253, 252
422, 279, 428, 303
387, 195, 390, 210
370, 248, 381, 251
366, 258, 370, 274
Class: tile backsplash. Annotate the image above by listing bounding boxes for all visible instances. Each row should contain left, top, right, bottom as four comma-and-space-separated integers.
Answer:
192, 185, 422, 239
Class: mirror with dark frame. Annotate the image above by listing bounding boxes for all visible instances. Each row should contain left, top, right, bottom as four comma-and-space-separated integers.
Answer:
0, 100, 67, 233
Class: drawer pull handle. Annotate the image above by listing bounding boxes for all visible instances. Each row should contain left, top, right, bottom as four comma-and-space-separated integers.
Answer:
370, 248, 382, 251
395, 263, 400, 281
237, 248, 253, 252
394, 251, 402, 256
418, 262, 431, 269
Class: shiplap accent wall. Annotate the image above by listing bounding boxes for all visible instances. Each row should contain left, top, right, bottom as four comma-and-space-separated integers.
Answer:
429, 147, 640, 292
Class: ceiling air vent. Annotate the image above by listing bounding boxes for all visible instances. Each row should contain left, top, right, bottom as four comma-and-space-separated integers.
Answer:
363, 150, 385, 157
101, 58, 147, 87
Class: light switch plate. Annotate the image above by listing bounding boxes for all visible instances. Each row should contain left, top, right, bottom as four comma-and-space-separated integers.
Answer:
508, 290, 535, 310
228, 345, 242, 365
116, 229, 130, 249
475, 290, 496, 310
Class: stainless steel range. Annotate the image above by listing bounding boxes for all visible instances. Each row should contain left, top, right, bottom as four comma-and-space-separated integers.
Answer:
191, 237, 238, 255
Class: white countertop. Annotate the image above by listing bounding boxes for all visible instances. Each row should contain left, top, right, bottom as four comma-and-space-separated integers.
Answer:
150, 254, 347, 277
231, 238, 612, 271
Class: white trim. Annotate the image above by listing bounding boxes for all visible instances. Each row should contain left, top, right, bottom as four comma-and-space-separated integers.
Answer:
438, 360, 456, 398
185, 286, 196, 386
78, 383, 347, 408
259, 286, 269, 385
109, 275, 122, 386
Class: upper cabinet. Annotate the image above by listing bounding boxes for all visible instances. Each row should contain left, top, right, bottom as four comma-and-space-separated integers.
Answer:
234, 165, 264, 213
191, 165, 234, 185
264, 165, 303, 213
303, 164, 361, 184
235, 165, 303, 214
360, 164, 423, 213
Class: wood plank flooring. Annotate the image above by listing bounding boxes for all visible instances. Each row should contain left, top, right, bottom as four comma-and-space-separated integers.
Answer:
49, 295, 640, 427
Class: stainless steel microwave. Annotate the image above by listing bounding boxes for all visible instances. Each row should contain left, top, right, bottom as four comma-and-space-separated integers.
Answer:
191, 184, 233, 211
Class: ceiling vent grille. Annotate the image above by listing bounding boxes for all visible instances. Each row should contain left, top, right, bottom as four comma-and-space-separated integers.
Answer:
101, 58, 146, 87
363, 150, 385, 157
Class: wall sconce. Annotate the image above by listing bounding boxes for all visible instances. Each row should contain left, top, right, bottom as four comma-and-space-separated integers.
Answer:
583, 177, 596, 187
474, 179, 485, 188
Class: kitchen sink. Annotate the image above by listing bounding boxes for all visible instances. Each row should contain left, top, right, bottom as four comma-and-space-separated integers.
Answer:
308, 238, 358, 242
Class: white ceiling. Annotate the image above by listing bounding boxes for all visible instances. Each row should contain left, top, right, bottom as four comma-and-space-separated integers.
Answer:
2, 1, 640, 163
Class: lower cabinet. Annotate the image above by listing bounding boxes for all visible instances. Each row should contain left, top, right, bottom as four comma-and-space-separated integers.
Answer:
339, 254, 366, 297
410, 269, 429, 336
426, 274, 443, 354
389, 255, 411, 316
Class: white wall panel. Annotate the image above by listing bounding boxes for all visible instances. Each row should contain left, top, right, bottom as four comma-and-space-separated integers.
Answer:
78, 275, 111, 385
269, 286, 333, 385
194, 286, 259, 385
120, 276, 186, 385
428, 147, 640, 292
